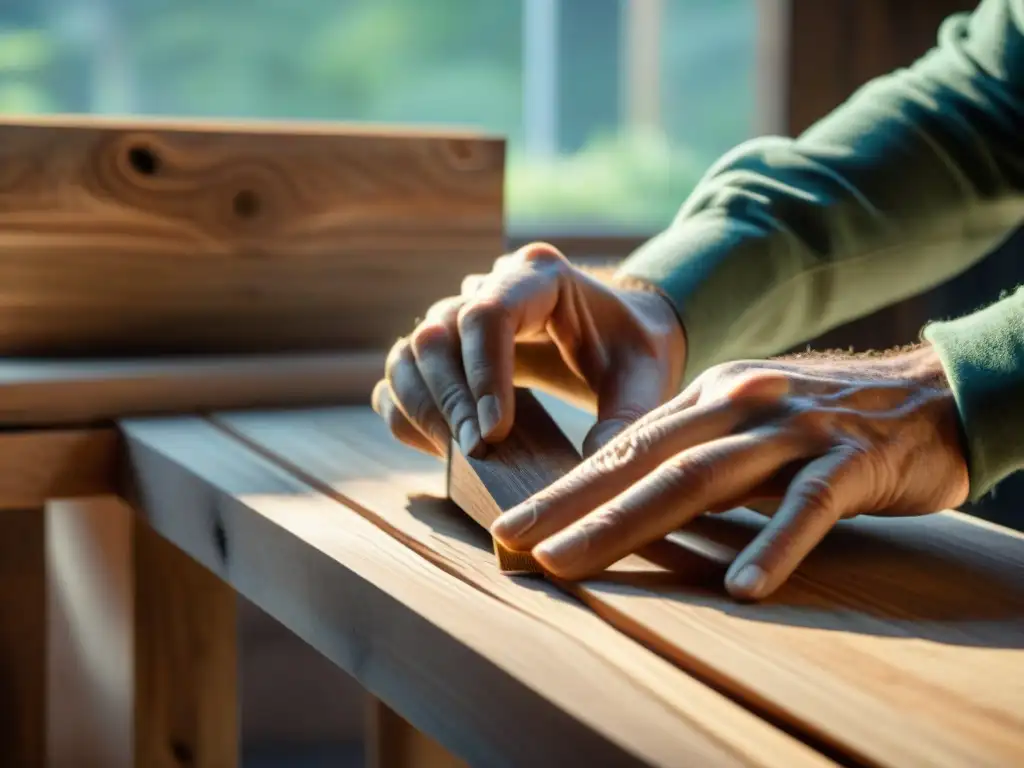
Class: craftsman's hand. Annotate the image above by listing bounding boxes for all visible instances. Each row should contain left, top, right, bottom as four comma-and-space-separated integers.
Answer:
373, 243, 686, 458
491, 345, 970, 601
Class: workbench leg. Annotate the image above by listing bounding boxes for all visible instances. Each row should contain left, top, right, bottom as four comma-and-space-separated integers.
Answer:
0, 508, 46, 766
46, 496, 238, 767
365, 694, 466, 768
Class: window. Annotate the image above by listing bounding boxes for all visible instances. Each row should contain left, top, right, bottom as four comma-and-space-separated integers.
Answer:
0, 0, 758, 240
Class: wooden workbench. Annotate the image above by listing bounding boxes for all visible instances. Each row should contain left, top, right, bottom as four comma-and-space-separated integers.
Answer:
3, 392, 1021, 767
0, 115, 1021, 767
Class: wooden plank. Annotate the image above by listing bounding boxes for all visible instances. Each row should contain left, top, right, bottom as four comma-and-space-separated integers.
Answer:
0, 115, 503, 356
0, 351, 383, 427
215, 401, 1024, 768
365, 695, 466, 768
0, 428, 118, 507
208, 407, 832, 768
45, 496, 238, 768
0, 508, 46, 766
133, 508, 238, 768
119, 415, 821, 768
449, 391, 1024, 768
447, 389, 576, 573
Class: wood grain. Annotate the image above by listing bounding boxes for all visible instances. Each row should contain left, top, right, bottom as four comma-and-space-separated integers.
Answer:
210, 406, 831, 768
447, 389, 579, 572
0, 351, 383, 427
46, 496, 134, 768
220, 398, 1024, 767
133, 508, 238, 768
0, 508, 46, 766
0, 428, 118, 507
445, 391, 1024, 768
120, 415, 823, 768
0, 116, 503, 356
45, 496, 238, 768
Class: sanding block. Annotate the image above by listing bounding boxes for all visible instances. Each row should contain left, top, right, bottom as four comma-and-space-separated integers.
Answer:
446, 388, 582, 573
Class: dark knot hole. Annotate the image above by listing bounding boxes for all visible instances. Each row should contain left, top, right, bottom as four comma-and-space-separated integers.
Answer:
127, 145, 160, 176
233, 189, 260, 219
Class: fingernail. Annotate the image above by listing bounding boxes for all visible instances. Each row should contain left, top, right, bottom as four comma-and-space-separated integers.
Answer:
533, 532, 591, 579
490, 502, 539, 546
458, 419, 482, 457
728, 564, 768, 599
477, 394, 502, 439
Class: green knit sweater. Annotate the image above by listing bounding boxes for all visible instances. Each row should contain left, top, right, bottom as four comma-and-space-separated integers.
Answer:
617, 0, 1024, 500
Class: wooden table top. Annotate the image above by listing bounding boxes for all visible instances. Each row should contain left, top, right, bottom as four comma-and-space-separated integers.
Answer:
116, 394, 1024, 768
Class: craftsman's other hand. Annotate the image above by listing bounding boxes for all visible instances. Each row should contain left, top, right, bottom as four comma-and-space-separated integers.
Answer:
491, 345, 970, 601
372, 243, 686, 458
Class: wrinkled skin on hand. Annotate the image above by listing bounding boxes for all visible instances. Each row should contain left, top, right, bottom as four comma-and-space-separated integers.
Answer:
490, 346, 970, 601
373, 242, 686, 459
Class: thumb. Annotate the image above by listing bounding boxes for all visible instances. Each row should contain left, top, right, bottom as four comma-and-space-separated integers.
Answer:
582, 356, 670, 457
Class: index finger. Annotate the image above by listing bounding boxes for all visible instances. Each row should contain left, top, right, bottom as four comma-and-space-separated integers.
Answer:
533, 428, 818, 580
490, 397, 744, 551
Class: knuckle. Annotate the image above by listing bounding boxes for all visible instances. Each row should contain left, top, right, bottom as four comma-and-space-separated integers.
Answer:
664, 450, 718, 497
701, 362, 788, 404
491, 253, 516, 272
424, 296, 464, 323
460, 274, 485, 295
792, 475, 839, 514
435, 383, 471, 421
591, 426, 658, 473
457, 297, 506, 330
785, 408, 831, 440
409, 321, 453, 356
517, 242, 567, 269
695, 362, 741, 398
462, 356, 497, 386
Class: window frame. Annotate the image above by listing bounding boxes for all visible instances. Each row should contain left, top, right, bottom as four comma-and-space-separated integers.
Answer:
508, 0, 788, 262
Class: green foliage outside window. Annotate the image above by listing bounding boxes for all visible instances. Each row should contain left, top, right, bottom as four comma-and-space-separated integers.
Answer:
0, 0, 754, 230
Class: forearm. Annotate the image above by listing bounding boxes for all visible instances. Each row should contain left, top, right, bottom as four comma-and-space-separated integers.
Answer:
619, 0, 1024, 381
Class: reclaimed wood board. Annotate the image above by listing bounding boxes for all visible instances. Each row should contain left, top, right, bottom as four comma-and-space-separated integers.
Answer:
0, 351, 383, 427
214, 399, 1024, 768
0, 115, 503, 356
122, 415, 829, 768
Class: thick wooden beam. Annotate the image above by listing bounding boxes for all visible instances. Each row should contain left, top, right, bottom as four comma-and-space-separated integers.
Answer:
45, 496, 238, 768
0, 351, 383, 428
132, 510, 238, 767
0, 115, 503, 357
0, 429, 118, 509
